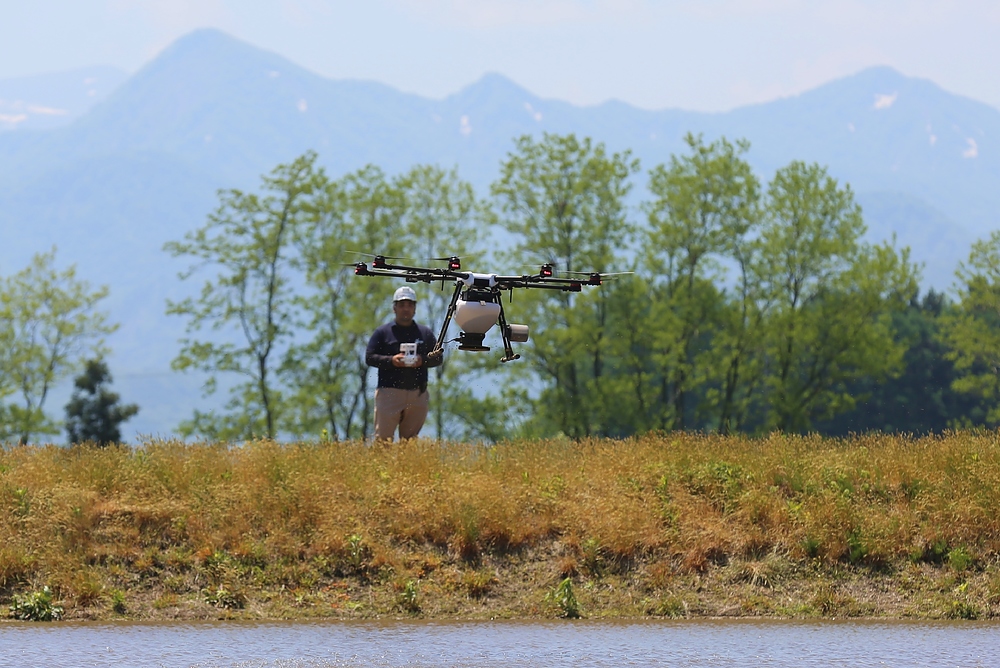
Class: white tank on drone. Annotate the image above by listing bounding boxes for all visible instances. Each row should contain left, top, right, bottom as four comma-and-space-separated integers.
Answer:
453, 298, 501, 334
453, 290, 529, 351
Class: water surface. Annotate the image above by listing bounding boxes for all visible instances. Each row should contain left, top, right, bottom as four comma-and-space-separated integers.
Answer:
1, 618, 997, 667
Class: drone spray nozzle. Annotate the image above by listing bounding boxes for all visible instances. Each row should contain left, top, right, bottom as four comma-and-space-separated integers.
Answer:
457, 332, 491, 352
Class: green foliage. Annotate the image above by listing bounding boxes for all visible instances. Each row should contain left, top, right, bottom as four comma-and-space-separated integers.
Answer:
279, 162, 409, 441
948, 546, 974, 572
948, 598, 979, 620
157, 133, 967, 440
166, 153, 323, 440
642, 133, 762, 432
546, 577, 581, 618
755, 161, 917, 432
203, 584, 246, 609
346, 534, 369, 572
0, 249, 116, 444
64, 358, 139, 445
463, 569, 497, 599
815, 291, 980, 435
650, 594, 687, 617
9, 586, 64, 621
491, 132, 640, 438
166, 154, 494, 441
941, 231, 1000, 425
397, 165, 492, 440
110, 588, 127, 615
580, 537, 604, 577
396, 578, 420, 613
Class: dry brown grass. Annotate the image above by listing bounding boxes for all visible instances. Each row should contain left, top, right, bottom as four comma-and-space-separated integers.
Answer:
3, 431, 1000, 620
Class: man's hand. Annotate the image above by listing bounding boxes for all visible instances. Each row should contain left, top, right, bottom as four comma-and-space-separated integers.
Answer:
391, 353, 423, 368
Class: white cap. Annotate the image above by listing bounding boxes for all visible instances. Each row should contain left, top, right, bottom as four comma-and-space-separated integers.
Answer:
393, 286, 417, 302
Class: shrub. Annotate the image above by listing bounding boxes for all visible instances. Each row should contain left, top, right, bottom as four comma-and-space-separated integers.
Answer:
546, 577, 580, 618
9, 586, 64, 621
948, 546, 974, 572
395, 578, 420, 613
203, 585, 246, 609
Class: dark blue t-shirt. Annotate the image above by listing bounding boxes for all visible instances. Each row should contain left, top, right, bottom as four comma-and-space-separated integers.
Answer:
365, 320, 441, 391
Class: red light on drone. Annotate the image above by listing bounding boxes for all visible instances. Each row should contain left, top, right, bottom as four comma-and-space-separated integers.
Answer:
541, 264, 553, 277
354, 263, 367, 275
448, 257, 461, 270
373, 255, 387, 268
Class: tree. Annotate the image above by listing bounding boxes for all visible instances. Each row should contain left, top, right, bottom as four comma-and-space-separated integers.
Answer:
817, 290, 981, 434
0, 249, 116, 444
490, 133, 639, 437
755, 161, 917, 432
64, 359, 139, 445
397, 164, 490, 440
165, 152, 323, 440
641, 134, 763, 432
281, 164, 409, 440
941, 231, 1000, 425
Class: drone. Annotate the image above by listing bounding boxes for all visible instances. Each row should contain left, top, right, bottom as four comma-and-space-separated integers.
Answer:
353, 254, 611, 363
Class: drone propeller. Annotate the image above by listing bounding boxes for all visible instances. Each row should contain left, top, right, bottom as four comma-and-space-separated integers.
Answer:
512, 259, 560, 273
426, 255, 464, 270
513, 249, 562, 267
557, 270, 634, 286
345, 252, 415, 270
345, 250, 409, 261
563, 270, 634, 278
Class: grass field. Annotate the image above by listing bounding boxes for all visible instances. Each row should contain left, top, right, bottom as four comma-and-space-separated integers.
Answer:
3, 432, 1000, 621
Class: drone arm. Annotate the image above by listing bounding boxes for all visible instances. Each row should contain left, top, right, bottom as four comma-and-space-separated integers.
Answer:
427, 280, 464, 362
495, 279, 584, 293
354, 261, 468, 285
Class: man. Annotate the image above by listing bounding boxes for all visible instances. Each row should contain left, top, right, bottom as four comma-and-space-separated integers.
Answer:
365, 286, 443, 441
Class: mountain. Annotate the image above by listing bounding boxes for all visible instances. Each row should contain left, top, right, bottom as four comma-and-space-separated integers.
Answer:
0, 65, 128, 131
1, 28, 997, 439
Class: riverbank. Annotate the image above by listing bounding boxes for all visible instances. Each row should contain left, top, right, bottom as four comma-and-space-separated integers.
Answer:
3, 433, 1000, 621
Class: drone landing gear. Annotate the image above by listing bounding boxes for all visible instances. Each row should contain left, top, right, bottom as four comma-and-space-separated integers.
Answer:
429, 281, 466, 359
496, 304, 521, 363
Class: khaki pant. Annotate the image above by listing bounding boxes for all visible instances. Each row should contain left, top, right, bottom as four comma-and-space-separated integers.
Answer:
374, 387, 430, 442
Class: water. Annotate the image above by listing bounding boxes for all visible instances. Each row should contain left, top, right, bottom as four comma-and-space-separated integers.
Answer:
0, 619, 997, 667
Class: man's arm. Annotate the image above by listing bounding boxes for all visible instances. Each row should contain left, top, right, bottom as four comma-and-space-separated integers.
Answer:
365, 326, 396, 369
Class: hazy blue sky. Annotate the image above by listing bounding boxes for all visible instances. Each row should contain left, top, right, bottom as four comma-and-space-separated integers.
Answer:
2, 0, 997, 112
